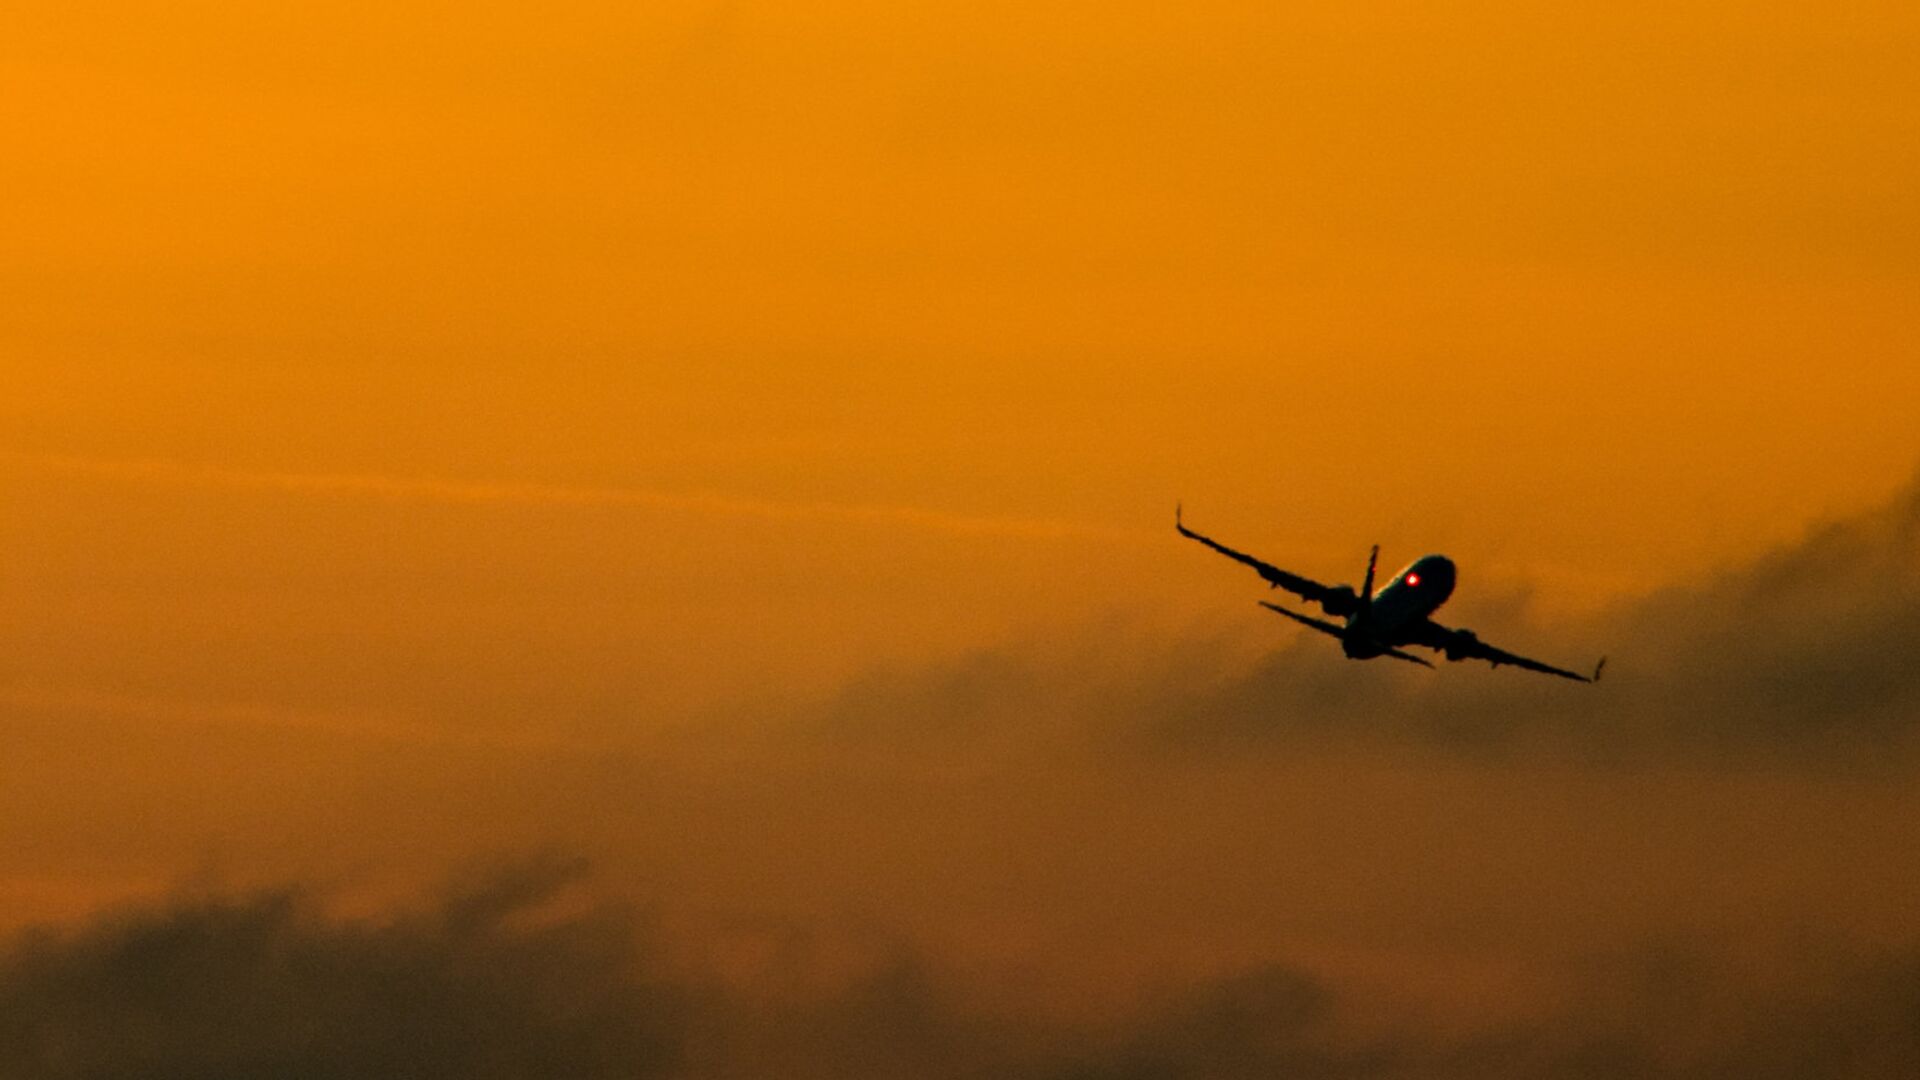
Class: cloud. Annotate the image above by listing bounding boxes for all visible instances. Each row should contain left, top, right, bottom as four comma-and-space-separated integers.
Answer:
7, 471, 1919, 1077
0, 856, 683, 1080
2, 865, 1916, 1080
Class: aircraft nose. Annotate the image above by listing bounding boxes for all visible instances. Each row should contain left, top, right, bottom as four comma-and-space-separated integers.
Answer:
1421, 556, 1458, 597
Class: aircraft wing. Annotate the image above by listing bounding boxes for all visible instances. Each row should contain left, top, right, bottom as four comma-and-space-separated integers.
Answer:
1176, 508, 1350, 612
1411, 619, 1604, 683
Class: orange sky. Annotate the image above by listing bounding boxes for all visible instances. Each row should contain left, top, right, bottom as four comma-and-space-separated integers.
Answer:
4, 3, 1920, 1067
7, 2, 1920, 710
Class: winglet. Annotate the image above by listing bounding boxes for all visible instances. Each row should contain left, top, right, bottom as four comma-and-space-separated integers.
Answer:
1175, 501, 1183, 530
1592, 657, 1607, 683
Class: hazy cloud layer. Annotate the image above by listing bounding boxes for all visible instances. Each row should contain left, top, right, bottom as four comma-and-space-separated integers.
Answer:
6, 458, 1918, 1079
0, 857, 683, 1080
3, 864, 1916, 1080
4, 471, 1918, 1074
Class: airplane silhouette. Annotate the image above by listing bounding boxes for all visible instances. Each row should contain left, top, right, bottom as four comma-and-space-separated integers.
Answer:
1177, 506, 1604, 683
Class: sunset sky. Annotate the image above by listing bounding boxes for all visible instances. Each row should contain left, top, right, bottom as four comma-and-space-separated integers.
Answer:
5, 3, 1920, 1076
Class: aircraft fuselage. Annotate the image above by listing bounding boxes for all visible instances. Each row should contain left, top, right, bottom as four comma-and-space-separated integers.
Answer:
1341, 554, 1456, 658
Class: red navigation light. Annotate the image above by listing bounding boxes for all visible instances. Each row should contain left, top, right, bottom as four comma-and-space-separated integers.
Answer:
1407, 572, 1422, 587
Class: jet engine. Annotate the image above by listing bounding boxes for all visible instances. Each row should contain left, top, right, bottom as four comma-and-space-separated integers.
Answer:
1319, 586, 1360, 617
1444, 628, 1479, 662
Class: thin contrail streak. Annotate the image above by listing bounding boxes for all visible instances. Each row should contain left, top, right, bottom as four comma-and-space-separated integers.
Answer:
14, 453, 1133, 541
0, 683, 570, 751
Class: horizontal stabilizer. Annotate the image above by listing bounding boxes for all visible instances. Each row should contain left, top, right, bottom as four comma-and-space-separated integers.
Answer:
1258, 600, 1345, 639
1380, 646, 1435, 669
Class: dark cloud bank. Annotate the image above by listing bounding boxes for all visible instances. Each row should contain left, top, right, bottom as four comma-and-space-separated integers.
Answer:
3, 860, 1917, 1080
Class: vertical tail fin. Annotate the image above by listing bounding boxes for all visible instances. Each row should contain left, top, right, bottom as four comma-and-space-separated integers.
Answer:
1354, 545, 1380, 631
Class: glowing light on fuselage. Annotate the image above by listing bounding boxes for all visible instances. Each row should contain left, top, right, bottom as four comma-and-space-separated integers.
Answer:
1407, 572, 1422, 587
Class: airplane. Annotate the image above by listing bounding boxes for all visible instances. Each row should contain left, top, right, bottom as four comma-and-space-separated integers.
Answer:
1177, 506, 1604, 683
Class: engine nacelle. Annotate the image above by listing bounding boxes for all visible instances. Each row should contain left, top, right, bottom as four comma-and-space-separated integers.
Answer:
1444, 629, 1479, 662
1320, 586, 1359, 618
